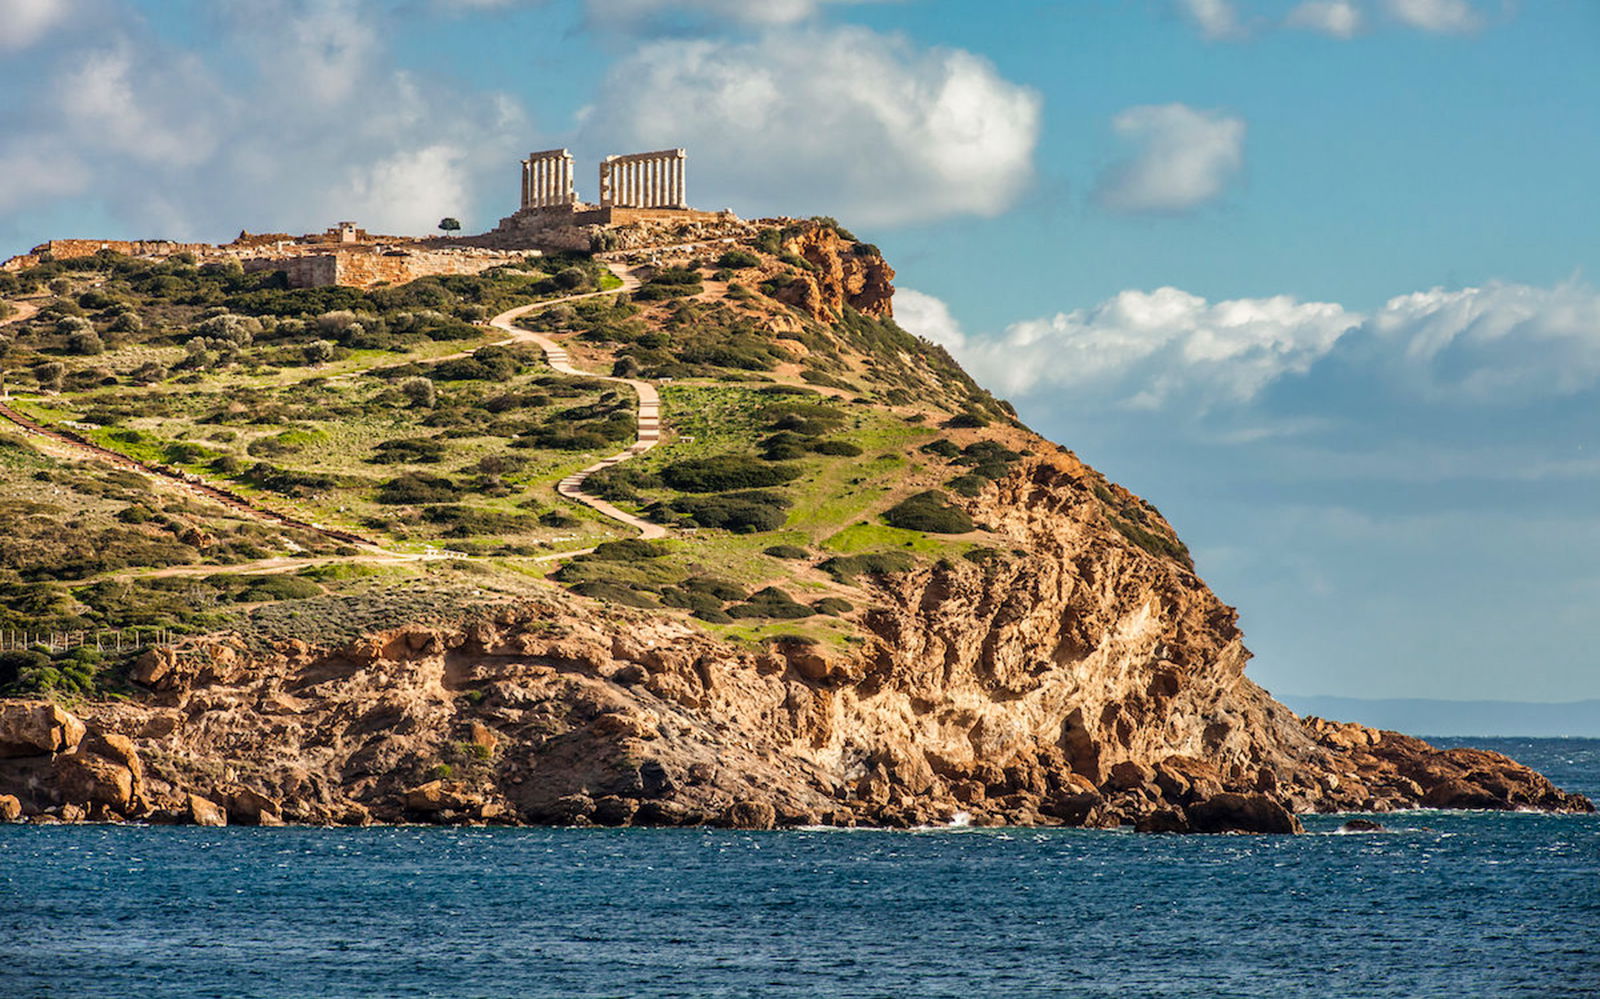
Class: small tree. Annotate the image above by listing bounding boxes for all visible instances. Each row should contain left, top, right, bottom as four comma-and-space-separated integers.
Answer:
34, 361, 65, 392
67, 329, 105, 356
438, 217, 462, 235
302, 339, 336, 366
399, 376, 437, 409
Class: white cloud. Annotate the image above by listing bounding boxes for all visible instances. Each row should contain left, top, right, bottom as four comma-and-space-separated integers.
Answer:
895, 288, 966, 348
579, 26, 1040, 227
0, 0, 74, 51
0, 0, 527, 238
898, 286, 1358, 410
1383, 0, 1482, 33
1286, 0, 1365, 38
1176, 0, 1245, 40
903, 278, 1600, 414
1094, 103, 1245, 214
1367, 281, 1600, 403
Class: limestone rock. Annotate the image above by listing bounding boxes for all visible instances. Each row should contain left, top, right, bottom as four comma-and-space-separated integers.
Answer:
0, 793, 21, 821
720, 800, 777, 830
52, 752, 134, 812
0, 701, 86, 758
1187, 793, 1303, 835
186, 794, 227, 827
403, 780, 479, 814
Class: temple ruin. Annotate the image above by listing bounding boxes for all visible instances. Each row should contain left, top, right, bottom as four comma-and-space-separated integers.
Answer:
599, 149, 687, 209
521, 149, 577, 210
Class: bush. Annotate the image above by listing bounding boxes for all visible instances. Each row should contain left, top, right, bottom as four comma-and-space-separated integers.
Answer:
942, 412, 989, 429
812, 597, 854, 616
717, 250, 760, 269
818, 551, 916, 581
570, 581, 657, 608
235, 574, 322, 602
370, 437, 447, 464
67, 329, 105, 355
661, 455, 801, 493
809, 439, 862, 457
377, 472, 456, 504
589, 539, 670, 561
763, 544, 810, 560
667, 490, 791, 533
727, 586, 814, 619
883, 490, 974, 534
682, 576, 748, 601
400, 376, 437, 409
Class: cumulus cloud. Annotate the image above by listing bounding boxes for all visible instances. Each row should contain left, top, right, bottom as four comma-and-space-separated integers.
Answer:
894, 288, 966, 349
899, 279, 1600, 414
1364, 281, 1600, 403
1094, 104, 1245, 214
1176, 0, 1245, 40
1383, 0, 1482, 33
897, 286, 1358, 410
0, 0, 75, 51
0, 0, 527, 237
578, 26, 1040, 226
1286, 0, 1364, 37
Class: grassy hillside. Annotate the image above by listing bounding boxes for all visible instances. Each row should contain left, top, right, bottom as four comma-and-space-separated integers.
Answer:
0, 219, 1185, 697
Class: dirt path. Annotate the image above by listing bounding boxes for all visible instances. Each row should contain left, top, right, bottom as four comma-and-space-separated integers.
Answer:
486, 264, 668, 540
0, 262, 663, 581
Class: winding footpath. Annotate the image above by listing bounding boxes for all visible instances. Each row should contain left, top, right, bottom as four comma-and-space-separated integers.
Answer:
484, 262, 668, 540
0, 261, 668, 585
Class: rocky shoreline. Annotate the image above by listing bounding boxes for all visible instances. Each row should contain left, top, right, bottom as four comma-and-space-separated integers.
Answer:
2, 601, 1588, 834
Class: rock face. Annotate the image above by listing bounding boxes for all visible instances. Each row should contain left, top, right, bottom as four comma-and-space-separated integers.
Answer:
772, 223, 895, 321
0, 431, 1589, 832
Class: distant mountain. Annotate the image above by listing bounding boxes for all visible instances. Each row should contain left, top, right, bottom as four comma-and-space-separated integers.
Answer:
1280, 695, 1600, 738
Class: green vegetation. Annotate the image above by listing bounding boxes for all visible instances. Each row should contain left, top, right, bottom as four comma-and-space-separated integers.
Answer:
882, 490, 975, 534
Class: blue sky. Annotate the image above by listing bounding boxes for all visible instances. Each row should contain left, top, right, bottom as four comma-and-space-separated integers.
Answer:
2, 0, 1598, 702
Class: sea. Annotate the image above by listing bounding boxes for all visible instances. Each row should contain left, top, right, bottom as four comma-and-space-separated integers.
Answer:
2, 737, 1596, 998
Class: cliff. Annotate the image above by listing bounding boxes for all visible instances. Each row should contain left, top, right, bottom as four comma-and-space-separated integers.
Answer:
0, 218, 1589, 832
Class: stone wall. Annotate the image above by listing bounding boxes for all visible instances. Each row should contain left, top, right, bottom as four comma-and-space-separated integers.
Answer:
243, 247, 529, 289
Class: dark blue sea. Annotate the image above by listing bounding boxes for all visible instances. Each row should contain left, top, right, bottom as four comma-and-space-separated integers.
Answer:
3, 737, 1597, 998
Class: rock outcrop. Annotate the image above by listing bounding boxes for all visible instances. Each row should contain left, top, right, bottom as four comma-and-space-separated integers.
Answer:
771, 223, 895, 320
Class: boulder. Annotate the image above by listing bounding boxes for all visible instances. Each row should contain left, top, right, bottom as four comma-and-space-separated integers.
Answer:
0, 701, 86, 758
1338, 818, 1386, 833
186, 794, 227, 827
403, 780, 479, 814
1135, 808, 1191, 834
52, 752, 134, 812
720, 800, 777, 830
1419, 778, 1507, 811
591, 795, 638, 827
1103, 760, 1154, 793
0, 793, 22, 822
1188, 793, 1303, 834
1039, 790, 1103, 826
227, 788, 284, 825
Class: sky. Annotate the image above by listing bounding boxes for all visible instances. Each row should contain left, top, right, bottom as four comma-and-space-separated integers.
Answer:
2, 0, 1598, 703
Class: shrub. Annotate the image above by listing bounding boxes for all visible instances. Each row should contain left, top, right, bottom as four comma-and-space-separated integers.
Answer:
32, 361, 65, 391
589, 539, 670, 561
763, 544, 810, 560
945, 473, 988, 497
727, 586, 814, 619
718, 250, 760, 269
883, 490, 974, 534
942, 412, 989, 429
370, 437, 448, 464
809, 439, 862, 457
377, 472, 456, 504
920, 439, 961, 458
569, 581, 658, 608
818, 551, 916, 581
234, 574, 322, 602
812, 597, 854, 616
681, 576, 748, 601
67, 329, 105, 355
661, 455, 801, 493
400, 376, 437, 409
667, 490, 791, 533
